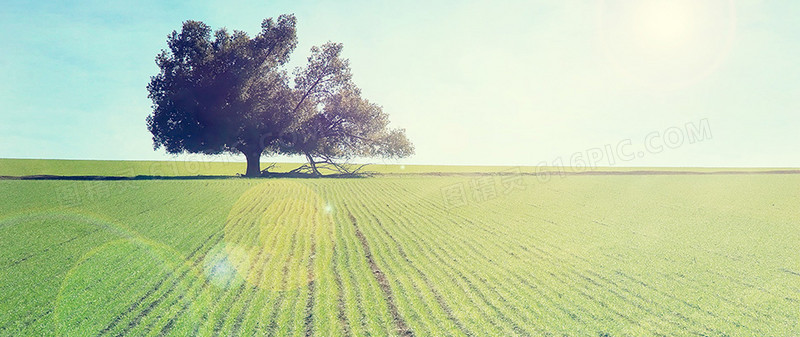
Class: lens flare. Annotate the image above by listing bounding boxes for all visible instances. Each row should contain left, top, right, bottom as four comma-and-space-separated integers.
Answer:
221, 181, 335, 292
52, 234, 192, 335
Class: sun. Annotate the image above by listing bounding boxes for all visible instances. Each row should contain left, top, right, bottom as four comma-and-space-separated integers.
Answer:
634, 1, 696, 52
597, 0, 736, 90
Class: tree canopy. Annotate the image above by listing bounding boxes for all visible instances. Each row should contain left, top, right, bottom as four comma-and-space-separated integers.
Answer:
282, 43, 413, 176
146, 14, 412, 176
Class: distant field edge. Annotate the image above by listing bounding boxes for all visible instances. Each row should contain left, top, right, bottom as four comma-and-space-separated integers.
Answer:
1, 158, 799, 177
386, 169, 800, 176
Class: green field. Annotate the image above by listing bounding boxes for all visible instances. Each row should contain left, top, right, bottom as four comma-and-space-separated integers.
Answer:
1, 159, 799, 336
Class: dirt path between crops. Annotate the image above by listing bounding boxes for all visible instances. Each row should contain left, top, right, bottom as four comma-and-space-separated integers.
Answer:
348, 212, 414, 337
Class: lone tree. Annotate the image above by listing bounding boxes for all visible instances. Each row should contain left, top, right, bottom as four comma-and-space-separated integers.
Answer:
147, 15, 412, 176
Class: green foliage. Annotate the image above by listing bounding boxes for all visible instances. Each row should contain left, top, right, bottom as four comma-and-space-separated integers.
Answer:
146, 15, 297, 158
146, 16, 413, 176
286, 43, 413, 176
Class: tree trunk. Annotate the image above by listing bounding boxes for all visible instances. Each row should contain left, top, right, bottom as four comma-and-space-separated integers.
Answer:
244, 150, 262, 177
305, 153, 321, 177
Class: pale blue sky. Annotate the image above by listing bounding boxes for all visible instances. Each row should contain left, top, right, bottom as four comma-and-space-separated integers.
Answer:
1, 0, 797, 167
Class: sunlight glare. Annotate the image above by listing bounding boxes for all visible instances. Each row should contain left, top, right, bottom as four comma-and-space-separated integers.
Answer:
634, 1, 695, 52
598, 0, 736, 90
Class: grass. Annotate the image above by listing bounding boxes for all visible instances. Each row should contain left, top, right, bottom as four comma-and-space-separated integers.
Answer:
1, 159, 799, 336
